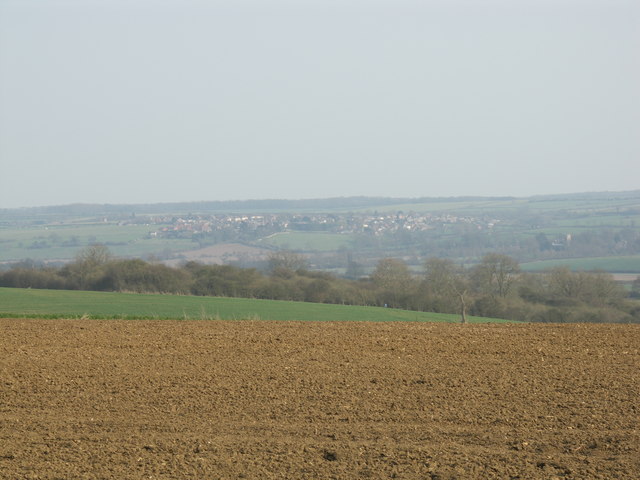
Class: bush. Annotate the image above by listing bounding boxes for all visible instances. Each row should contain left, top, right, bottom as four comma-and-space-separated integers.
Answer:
0, 268, 68, 290
470, 296, 503, 318
95, 260, 190, 294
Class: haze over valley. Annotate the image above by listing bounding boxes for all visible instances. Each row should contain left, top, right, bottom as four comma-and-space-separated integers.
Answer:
1, 0, 638, 209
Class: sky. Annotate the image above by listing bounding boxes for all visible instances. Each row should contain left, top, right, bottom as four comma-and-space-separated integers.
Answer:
1, 0, 639, 208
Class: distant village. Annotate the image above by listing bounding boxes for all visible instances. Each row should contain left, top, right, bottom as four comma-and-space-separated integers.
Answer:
134, 212, 500, 239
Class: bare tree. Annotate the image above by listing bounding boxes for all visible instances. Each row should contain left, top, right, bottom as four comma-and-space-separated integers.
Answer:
424, 257, 469, 323
64, 244, 112, 289
76, 243, 112, 267
371, 258, 413, 307
471, 253, 520, 298
267, 250, 308, 275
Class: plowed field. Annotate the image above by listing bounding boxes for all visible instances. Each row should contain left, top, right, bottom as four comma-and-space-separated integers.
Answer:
1, 320, 638, 479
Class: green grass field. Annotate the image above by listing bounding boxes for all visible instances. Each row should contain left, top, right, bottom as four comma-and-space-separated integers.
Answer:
520, 256, 640, 273
258, 232, 354, 251
363, 195, 640, 216
0, 223, 194, 262
555, 214, 640, 228
0, 287, 510, 323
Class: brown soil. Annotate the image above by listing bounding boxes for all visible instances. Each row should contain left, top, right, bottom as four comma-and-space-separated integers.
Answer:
1, 320, 638, 479
166, 243, 271, 267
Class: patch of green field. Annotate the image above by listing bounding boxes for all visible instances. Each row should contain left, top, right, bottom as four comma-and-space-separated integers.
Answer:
555, 215, 640, 228
259, 232, 354, 251
525, 196, 640, 213
0, 239, 195, 262
351, 199, 526, 214
370, 196, 640, 216
521, 256, 640, 273
0, 223, 151, 242
522, 227, 594, 237
0, 224, 195, 262
0, 288, 511, 323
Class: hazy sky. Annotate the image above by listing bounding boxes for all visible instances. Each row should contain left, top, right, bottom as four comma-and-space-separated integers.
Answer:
1, 0, 638, 208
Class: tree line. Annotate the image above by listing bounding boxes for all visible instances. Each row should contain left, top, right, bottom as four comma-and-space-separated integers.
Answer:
2, 245, 639, 323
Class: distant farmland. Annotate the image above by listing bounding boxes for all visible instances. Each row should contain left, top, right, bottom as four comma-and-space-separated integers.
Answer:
2, 191, 639, 270
258, 231, 354, 251
521, 255, 640, 273
0, 223, 194, 262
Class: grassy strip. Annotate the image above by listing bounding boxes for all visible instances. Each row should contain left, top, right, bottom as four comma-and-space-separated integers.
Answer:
521, 256, 640, 273
0, 287, 511, 323
258, 232, 354, 251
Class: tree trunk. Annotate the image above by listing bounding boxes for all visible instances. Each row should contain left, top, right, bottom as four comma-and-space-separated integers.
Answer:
459, 290, 467, 324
